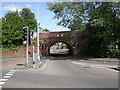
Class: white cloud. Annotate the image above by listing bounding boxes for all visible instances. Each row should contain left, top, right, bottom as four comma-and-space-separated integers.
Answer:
3, 5, 22, 12
45, 26, 70, 32
26, 4, 32, 8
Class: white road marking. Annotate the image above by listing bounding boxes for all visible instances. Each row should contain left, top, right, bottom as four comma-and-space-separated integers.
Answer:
72, 62, 85, 65
3, 76, 11, 78
106, 68, 119, 72
0, 79, 8, 82
10, 70, 16, 72
38, 61, 49, 70
0, 82, 5, 85
72, 61, 118, 72
6, 74, 13, 76
8, 72, 15, 74
0, 69, 17, 89
16, 70, 22, 71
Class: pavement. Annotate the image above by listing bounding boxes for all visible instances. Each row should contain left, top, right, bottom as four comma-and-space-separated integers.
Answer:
15, 57, 47, 70
79, 58, 119, 62
76, 58, 119, 71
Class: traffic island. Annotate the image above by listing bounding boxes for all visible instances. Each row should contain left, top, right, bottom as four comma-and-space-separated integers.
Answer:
15, 60, 46, 70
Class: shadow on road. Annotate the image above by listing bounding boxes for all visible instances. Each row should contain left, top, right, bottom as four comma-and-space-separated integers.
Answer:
46, 55, 75, 61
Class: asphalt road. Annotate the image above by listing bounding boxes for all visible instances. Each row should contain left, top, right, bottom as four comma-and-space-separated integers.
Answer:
1, 57, 118, 88
1, 57, 27, 77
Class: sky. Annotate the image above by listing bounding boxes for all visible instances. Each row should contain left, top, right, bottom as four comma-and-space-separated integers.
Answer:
1, 1, 70, 32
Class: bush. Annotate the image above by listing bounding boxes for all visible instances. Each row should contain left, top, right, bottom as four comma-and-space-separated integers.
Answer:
1, 45, 25, 52
110, 49, 120, 58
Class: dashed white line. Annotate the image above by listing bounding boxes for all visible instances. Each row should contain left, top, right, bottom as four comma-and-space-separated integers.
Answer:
10, 70, 16, 72
0, 79, 8, 82
0, 82, 5, 85
8, 71, 15, 74
72, 62, 82, 65
3, 76, 11, 78
6, 74, 13, 76
16, 70, 22, 71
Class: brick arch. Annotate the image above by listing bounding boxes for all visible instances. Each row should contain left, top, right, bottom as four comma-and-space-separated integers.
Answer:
45, 38, 75, 49
46, 38, 75, 56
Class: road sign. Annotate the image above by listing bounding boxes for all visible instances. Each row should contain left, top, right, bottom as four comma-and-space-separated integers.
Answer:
23, 41, 27, 45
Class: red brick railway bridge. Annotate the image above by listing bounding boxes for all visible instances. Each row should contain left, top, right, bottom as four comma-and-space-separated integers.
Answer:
30, 30, 88, 57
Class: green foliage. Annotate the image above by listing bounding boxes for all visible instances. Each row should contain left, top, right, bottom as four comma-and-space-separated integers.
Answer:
1, 45, 25, 52
20, 8, 37, 31
2, 12, 24, 48
0, 18, 2, 46
85, 2, 120, 58
47, 2, 120, 58
47, 2, 86, 30
42, 28, 50, 32
0, 18, 2, 28
2, 8, 37, 50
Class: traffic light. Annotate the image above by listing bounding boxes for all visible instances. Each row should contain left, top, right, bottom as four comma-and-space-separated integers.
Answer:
22, 27, 28, 41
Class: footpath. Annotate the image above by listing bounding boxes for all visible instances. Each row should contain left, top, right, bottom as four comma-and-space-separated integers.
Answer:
74, 58, 119, 72
15, 57, 47, 70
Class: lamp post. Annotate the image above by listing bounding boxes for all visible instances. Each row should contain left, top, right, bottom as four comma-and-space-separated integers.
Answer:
37, 1, 40, 62
37, 24, 40, 62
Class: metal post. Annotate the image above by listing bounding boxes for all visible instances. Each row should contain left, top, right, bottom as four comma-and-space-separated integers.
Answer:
33, 45, 35, 68
33, 45, 34, 62
37, 1, 40, 62
37, 26, 40, 62
26, 27, 29, 67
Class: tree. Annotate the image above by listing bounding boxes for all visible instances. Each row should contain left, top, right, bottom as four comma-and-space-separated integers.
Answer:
2, 8, 38, 49
42, 28, 50, 32
20, 8, 37, 45
47, 2, 120, 58
47, 2, 86, 30
0, 18, 2, 29
20, 8, 37, 31
2, 12, 25, 48
0, 18, 2, 46
85, 2, 120, 58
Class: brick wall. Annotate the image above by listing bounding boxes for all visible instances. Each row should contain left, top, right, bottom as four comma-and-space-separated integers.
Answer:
1, 48, 26, 58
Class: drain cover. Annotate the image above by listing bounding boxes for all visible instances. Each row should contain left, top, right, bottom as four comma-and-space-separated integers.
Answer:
84, 66, 90, 68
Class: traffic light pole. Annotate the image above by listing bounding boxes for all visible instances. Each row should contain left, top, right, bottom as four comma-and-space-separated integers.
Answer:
26, 27, 29, 67
23, 27, 29, 67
